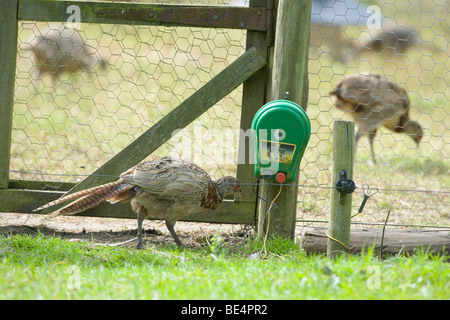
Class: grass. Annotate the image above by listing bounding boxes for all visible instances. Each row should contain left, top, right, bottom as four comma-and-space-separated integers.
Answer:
0, 233, 448, 299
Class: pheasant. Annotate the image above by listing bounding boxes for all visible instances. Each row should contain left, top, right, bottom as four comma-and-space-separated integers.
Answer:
27, 26, 107, 82
330, 73, 423, 164
349, 25, 421, 58
34, 157, 242, 248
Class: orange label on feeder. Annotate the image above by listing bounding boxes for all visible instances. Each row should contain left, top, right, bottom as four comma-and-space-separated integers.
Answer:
260, 140, 296, 164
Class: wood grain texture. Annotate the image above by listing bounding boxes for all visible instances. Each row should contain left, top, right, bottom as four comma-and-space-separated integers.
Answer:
257, 0, 312, 240
237, 0, 270, 209
327, 120, 355, 259
18, 0, 267, 31
302, 228, 450, 256
0, 0, 19, 188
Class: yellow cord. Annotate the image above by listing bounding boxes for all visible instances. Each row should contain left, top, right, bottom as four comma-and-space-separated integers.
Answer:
350, 211, 360, 219
261, 184, 283, 258
325, 229, 351, 253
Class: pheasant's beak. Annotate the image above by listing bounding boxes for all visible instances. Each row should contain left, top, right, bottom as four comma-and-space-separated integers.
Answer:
234, 190, 243, 201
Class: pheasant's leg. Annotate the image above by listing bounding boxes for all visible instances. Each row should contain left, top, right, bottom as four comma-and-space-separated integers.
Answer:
136, 209, 146, 249
368, 130, 377, 164
355, 131, 362, 146
165, 220, 183, 247
356, 123, 377, 165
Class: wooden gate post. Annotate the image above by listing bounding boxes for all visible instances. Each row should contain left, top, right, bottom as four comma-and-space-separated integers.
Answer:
327, 120, 355, 259
0, 0, 19, 189
257, 0, 312, 240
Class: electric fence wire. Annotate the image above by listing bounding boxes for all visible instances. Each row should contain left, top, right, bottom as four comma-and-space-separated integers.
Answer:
3, 169, 450, 195
3, 168, 449, 230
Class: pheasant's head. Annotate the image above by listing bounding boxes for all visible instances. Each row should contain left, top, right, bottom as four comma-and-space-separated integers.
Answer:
216, 176, 242, 201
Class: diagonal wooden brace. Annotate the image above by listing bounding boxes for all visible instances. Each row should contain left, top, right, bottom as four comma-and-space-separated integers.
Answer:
53, 47, 266, 207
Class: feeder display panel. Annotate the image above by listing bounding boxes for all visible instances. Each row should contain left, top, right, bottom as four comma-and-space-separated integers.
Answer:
252, 100, 311, 183
260, 140, 296, 165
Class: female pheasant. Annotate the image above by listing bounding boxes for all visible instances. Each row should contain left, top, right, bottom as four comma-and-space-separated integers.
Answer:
34, 157, 242, 248
330, 73, 423, 164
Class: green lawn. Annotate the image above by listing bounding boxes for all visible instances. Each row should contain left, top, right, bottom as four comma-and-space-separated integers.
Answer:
0, 233, 448, 299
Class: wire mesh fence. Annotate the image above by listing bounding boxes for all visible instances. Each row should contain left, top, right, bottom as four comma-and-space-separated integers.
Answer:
301, 0, 449, 229
12, 0, 247, 184
8, 0, 449, 229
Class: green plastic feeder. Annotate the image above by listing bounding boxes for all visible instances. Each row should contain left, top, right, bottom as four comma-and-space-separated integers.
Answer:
252, 100, 311, 183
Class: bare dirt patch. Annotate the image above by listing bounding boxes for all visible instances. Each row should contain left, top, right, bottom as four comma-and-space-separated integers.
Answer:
0, 212, 252, 248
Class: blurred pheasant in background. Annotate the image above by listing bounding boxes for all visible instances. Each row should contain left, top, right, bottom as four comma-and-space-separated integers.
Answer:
346, 24, 440, 64
27, 26, 107, 83
347, 25, 421, 59
357, 25, 421, 55
34, 157, 242, 248
330, 73, 423, 164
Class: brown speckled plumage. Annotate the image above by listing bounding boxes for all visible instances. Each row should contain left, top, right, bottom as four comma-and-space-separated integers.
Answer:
28, 26, 107, 82
34, 157, 241, 247
330, 73, 423, 164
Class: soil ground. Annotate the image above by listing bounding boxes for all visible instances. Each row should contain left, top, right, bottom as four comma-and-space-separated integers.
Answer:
0, 212, 252, 248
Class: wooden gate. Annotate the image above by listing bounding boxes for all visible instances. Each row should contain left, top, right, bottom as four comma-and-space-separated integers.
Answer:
0, 0, 273, 224
0, 0, 311, 236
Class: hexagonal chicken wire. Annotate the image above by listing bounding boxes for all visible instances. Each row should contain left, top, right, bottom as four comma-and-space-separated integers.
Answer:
300, 0, 449, 230
4, 0, 449, 230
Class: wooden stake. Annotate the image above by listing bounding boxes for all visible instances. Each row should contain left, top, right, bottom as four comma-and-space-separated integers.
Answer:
327, 120, 355, 259
0, 0, 19, 189
257, 0, 312, 240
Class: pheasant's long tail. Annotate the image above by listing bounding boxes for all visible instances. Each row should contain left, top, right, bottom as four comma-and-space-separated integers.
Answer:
33, 181, 122, 212
33, 181, 135, 218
